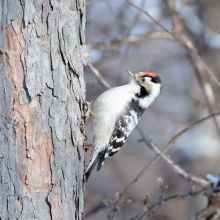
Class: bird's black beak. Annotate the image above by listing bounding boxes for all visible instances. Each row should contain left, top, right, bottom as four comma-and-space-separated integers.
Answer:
126, 70, 134, 77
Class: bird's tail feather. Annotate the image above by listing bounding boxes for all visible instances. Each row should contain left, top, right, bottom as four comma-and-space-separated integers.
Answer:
97, 152, 105, 171
85, 150, 105, 182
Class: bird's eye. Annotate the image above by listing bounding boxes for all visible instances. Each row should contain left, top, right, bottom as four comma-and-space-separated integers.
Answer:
142, 78, 146, 82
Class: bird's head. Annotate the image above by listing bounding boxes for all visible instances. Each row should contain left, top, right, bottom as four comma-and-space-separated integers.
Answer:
126, 70, 161, 92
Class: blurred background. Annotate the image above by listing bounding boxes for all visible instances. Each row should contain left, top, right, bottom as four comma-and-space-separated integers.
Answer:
83, 0, 220, 219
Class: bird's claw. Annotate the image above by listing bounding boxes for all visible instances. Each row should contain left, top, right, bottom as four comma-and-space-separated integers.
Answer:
83, 101, 95, 119
84, 143, 94, 152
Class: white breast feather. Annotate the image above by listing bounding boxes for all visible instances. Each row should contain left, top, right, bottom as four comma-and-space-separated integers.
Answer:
91, 83, 140, 151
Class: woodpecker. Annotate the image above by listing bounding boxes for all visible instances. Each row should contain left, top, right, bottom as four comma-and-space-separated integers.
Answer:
85, 70, 162, 181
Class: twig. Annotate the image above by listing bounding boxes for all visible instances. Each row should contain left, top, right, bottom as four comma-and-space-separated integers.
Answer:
137, 124, 210, 188
125, 0, 220, 88
89, 32, 172, 51
131, 188, 208, 220
87, 61, 111, 89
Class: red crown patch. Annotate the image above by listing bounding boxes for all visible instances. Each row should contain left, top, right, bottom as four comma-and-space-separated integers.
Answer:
143, 72, 157, 77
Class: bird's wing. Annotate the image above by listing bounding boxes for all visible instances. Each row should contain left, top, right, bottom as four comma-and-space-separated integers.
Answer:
97, 110, 140, 169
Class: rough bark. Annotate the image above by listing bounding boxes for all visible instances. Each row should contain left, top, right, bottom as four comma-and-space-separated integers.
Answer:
0, 0, 89, 219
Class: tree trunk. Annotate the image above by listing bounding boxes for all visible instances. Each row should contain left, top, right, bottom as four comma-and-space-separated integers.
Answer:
0, 0, 89, 219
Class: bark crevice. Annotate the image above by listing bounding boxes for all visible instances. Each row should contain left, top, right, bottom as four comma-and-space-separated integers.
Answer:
0, 0, 89, 219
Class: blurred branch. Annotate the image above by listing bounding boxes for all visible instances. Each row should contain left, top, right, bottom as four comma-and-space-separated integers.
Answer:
165, 0, 220, 138
125, 0, 220, 89
88, 32, 172, 51
131, 187, 209, 220
136, 124, 210, 188
87, 61, 111, 89
190, 204, 220, 220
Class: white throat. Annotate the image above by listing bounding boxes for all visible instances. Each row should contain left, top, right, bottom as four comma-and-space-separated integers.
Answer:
138, 83, 161, 109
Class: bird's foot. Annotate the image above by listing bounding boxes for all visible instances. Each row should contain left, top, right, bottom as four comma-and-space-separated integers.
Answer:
84, 143, 93, 152
83, 101, 95, 119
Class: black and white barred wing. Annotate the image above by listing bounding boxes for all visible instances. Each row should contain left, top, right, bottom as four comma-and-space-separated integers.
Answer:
98, 110, 140, 169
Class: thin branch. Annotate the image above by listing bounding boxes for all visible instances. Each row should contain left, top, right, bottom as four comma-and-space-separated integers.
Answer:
89, 32, 172, 51
137, 124, 210, 188
131, 188, 208, 220
125, 0, 220, 88
87, 61, 111, 89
